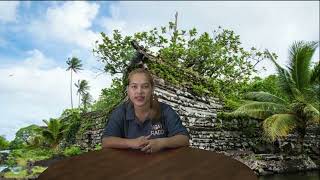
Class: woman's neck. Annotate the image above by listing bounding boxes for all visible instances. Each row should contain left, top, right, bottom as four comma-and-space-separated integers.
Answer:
134, 104, 150, 114
134, 103, 151, 122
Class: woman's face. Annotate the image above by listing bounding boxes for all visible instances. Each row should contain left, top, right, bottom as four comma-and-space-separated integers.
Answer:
128, 73, 153, 108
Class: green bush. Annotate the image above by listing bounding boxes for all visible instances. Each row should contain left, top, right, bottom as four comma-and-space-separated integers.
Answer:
63, 146, 82, 157
94, 144, 102, 151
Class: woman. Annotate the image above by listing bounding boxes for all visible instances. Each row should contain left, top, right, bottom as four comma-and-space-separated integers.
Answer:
102, 68, 190, 153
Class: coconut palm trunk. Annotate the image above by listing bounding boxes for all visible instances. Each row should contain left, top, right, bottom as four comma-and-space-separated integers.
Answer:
70, 70, 73, 109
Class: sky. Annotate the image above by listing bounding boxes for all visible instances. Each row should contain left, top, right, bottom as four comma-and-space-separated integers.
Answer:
0, 1, 319, 141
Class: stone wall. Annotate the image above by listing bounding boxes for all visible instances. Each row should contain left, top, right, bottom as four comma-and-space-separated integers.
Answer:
75, 111, 108, 149
155, 76, 320, 175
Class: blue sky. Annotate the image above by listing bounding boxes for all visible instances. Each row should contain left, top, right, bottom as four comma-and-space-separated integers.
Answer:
0, 1, 319, 141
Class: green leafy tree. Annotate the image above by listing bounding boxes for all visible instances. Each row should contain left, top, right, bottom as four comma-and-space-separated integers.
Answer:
0, 135, 10, 150
75, 79, 90, 108
27, 135, 44, 148
225, 41, 319, 152
224, 75, 288, 110
93, 21, 269, 98
243, 75, 286, 99
92, 78, 124, 112
66, 57, 83, 109
9, 125, 43, 149
42, 118, 67, 149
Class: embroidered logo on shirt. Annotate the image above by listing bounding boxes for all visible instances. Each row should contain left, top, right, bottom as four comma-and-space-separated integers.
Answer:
151, 123, 165, 136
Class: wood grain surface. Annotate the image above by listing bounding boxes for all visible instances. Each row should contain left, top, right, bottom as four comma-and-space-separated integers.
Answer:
38, 147, 257, 180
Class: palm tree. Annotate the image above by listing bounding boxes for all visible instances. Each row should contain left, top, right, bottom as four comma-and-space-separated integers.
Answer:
227, 41, 319, 152
66, 57, 83, 109
75, 79, 90, 108
81, 92, 92, 111
42, 118, 67, 149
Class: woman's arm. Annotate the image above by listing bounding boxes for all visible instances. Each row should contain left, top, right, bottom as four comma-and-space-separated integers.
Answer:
102, 137, 131, 149
140, 134, 189, 153
102, 135, 151, 149
159, 134, 190, 149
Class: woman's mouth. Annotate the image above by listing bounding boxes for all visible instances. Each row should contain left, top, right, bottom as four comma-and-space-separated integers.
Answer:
135, 96, 145, 101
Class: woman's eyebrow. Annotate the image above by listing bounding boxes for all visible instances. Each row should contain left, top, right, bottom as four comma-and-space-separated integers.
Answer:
129, 82, 149, 85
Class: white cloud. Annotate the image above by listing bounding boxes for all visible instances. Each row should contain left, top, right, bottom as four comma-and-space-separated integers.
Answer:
0, 1, 20, 23
28, 1, 100, 49
101, 1, 319, 77
100, 4, 127, 35
23, 49, 57, 69
0, 50, 112, 141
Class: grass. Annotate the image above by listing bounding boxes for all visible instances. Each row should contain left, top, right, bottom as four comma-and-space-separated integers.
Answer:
5, 147, 56, 167
3, 166, 47, 179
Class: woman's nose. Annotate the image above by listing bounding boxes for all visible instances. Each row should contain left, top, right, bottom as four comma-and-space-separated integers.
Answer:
137, 86, 143, 93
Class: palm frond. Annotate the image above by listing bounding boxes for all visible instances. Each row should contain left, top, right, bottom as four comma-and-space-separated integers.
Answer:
310, 61, 320, 84
245, 91, 287, 104
288, 41, 318, 93
66, 57, 83, 72
229, 109, 274, 120
263, 114, 299, 141
266, 50, 295, 99
75, 80, 81, 95
232, 102, 288, 119
42, 119, 49, 126
304, 104, 320, 124
75, 80, 90, 95
42, 130, 54, 143
303, 85, 320, 103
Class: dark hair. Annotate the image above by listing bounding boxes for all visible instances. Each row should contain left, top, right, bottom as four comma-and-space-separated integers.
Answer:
128, 68, 161, 123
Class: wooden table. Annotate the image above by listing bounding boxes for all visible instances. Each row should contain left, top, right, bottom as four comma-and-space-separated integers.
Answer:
38, 147, 257, 180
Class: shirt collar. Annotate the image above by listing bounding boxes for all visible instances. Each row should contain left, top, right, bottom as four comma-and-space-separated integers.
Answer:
125, 102, 152, 124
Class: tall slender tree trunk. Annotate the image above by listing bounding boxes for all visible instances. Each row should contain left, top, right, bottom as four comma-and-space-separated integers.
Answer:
172, 12, 178, 62
70, 70, 73, 109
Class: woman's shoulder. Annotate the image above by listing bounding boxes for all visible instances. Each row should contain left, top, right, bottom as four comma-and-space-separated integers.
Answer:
159, 102, 174, 112
111, 102, 128, 115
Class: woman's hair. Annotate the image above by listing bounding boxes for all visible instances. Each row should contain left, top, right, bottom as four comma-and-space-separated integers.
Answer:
128, 68, 161, 123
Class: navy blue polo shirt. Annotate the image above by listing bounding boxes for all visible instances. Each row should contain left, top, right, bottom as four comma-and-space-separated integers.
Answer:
102, 102, 190, 139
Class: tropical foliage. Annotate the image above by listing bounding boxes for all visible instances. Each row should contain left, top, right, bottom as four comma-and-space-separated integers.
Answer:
225, 41, 320, 150
75, 79, 90, 108
60, 109, 82, 145
42, 118, 67, 149
81, 92, 92, 111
